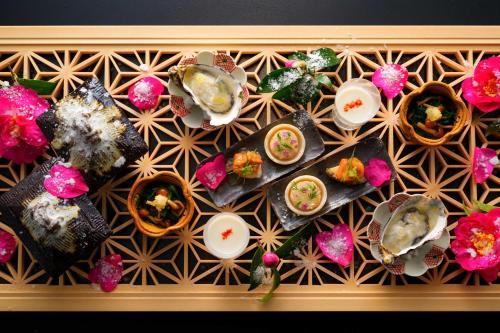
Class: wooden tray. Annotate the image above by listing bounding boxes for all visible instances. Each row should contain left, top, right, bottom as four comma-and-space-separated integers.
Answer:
0, 26, 498, 311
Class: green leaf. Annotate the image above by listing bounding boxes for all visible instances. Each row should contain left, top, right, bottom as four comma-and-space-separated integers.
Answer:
273, 75, 319, 106
275, 222, 315, 258
473, 199, 496, 213
315, 73, 333, 89
306, 47, 340, 71
17, 77, 56, 95
257, 67, 302, 93
260, 268, 280, 303
462, 202, 472, 216
486, 121, 500, 138
248, 245, 264, 291
288, 51, 308, 61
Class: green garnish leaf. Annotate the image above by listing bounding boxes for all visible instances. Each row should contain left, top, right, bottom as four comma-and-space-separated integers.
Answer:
248, 246, 264, 291
473, 199, 496, 213
273, 75, 319, 105
17, 77, 56, 95
260, 268, 280, 303
315, 73, 333, 89
294, 200, 302, 208
486, 121, 500, 138
257, 67, 302, 93
275, 223, 316, 259
462, 202, 472, 216
281, 142, 293, 150
277, 132, 282, 141
288, 51, 308, 61
306, 48, 340, 71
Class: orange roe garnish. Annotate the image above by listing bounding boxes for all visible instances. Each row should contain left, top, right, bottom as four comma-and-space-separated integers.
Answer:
343, 98, 363, 112
482, 77, 498, 97
221, 228, 233, 240
471, 231, 495, 256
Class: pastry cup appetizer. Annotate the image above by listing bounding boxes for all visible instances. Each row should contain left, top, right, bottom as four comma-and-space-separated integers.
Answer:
232, 150, 263, 179
264, 124, 305, 165
285, 175, 327, 216
400, 81, 469, 146
37, 77, 148, 189
128, 172, 194, 238
0, 158, 111, 277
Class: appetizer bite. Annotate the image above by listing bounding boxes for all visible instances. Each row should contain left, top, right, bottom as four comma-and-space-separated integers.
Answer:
36, 77, 148, 188
407, 95, 457, 139
285, 175, 327, 216
128, 172, 194, 238
232, 150, 263, 179
326, 152, 366, 185
0, 158, 111, 277
264, 124, 305, 165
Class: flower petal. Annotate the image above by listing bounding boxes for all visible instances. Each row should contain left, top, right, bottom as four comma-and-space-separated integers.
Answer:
364, 158, 392, 187
128, 76, 164, 110
43, 163, 89, 199
196, 153, 227, 190
461, 56, 500, 113
315, 224, 353, 266
0, 230, 16, 263
473, 147, 498, 184
479, 263, 500, 283
372, 64, 408, 99
88, 254, 123, 292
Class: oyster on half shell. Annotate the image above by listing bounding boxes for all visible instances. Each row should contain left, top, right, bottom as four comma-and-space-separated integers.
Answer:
169, 64, 242, 127
379, 195, 447, 264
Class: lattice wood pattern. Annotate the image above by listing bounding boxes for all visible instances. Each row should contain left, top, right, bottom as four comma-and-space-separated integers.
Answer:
0, 26, 498, 311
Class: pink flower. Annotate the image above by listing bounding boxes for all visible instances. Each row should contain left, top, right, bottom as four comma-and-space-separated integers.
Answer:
43, 163, 89, 199
285, 60, 306, 69
451, 208, 500, 282
262, 252, 280, 268
364, 158, 392, 187
315, 224, 354, 266
473, 147, 499, 184
372, 64, 408, 99
461, 56, 500, 112
128, 76, 164, 110
0, 85, 49, 164
0, 230, 16, 263
196, 153, 227, 190
88, 254, 123, 292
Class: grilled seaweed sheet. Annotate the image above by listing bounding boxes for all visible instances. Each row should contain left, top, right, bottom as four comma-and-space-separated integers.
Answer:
36, 77, 148, 189
0, 158, 111, 277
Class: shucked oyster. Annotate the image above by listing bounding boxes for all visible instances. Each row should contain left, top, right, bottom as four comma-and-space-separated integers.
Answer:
169, 64, 242, 127
380, 195, 446, 264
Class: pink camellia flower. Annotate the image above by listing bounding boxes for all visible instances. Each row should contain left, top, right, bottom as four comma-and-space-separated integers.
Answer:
372, 64, 408, 99
43, 163, 89, 199
451, 208, 500, 282
128, 76, 164, 110
472, 147, 499, 184
0, 85, 49, 164
88, 254, 123, 292
461, 56, 500, 113
364, 158, 392, 187
315, 224, 354, 266
0, 230, 16, 263
196, 153, 227, 190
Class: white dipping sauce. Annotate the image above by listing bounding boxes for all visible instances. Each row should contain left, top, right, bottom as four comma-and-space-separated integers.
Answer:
333, 78, 381, 130
203, 213, 250, 259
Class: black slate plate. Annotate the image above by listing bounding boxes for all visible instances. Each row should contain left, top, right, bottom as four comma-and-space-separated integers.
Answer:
198, 110, 325, 207
267, 136, 396, 231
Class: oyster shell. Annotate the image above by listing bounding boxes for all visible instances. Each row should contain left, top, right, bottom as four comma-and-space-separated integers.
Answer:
379, 195, 446, 264
169, 64, 242, 127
